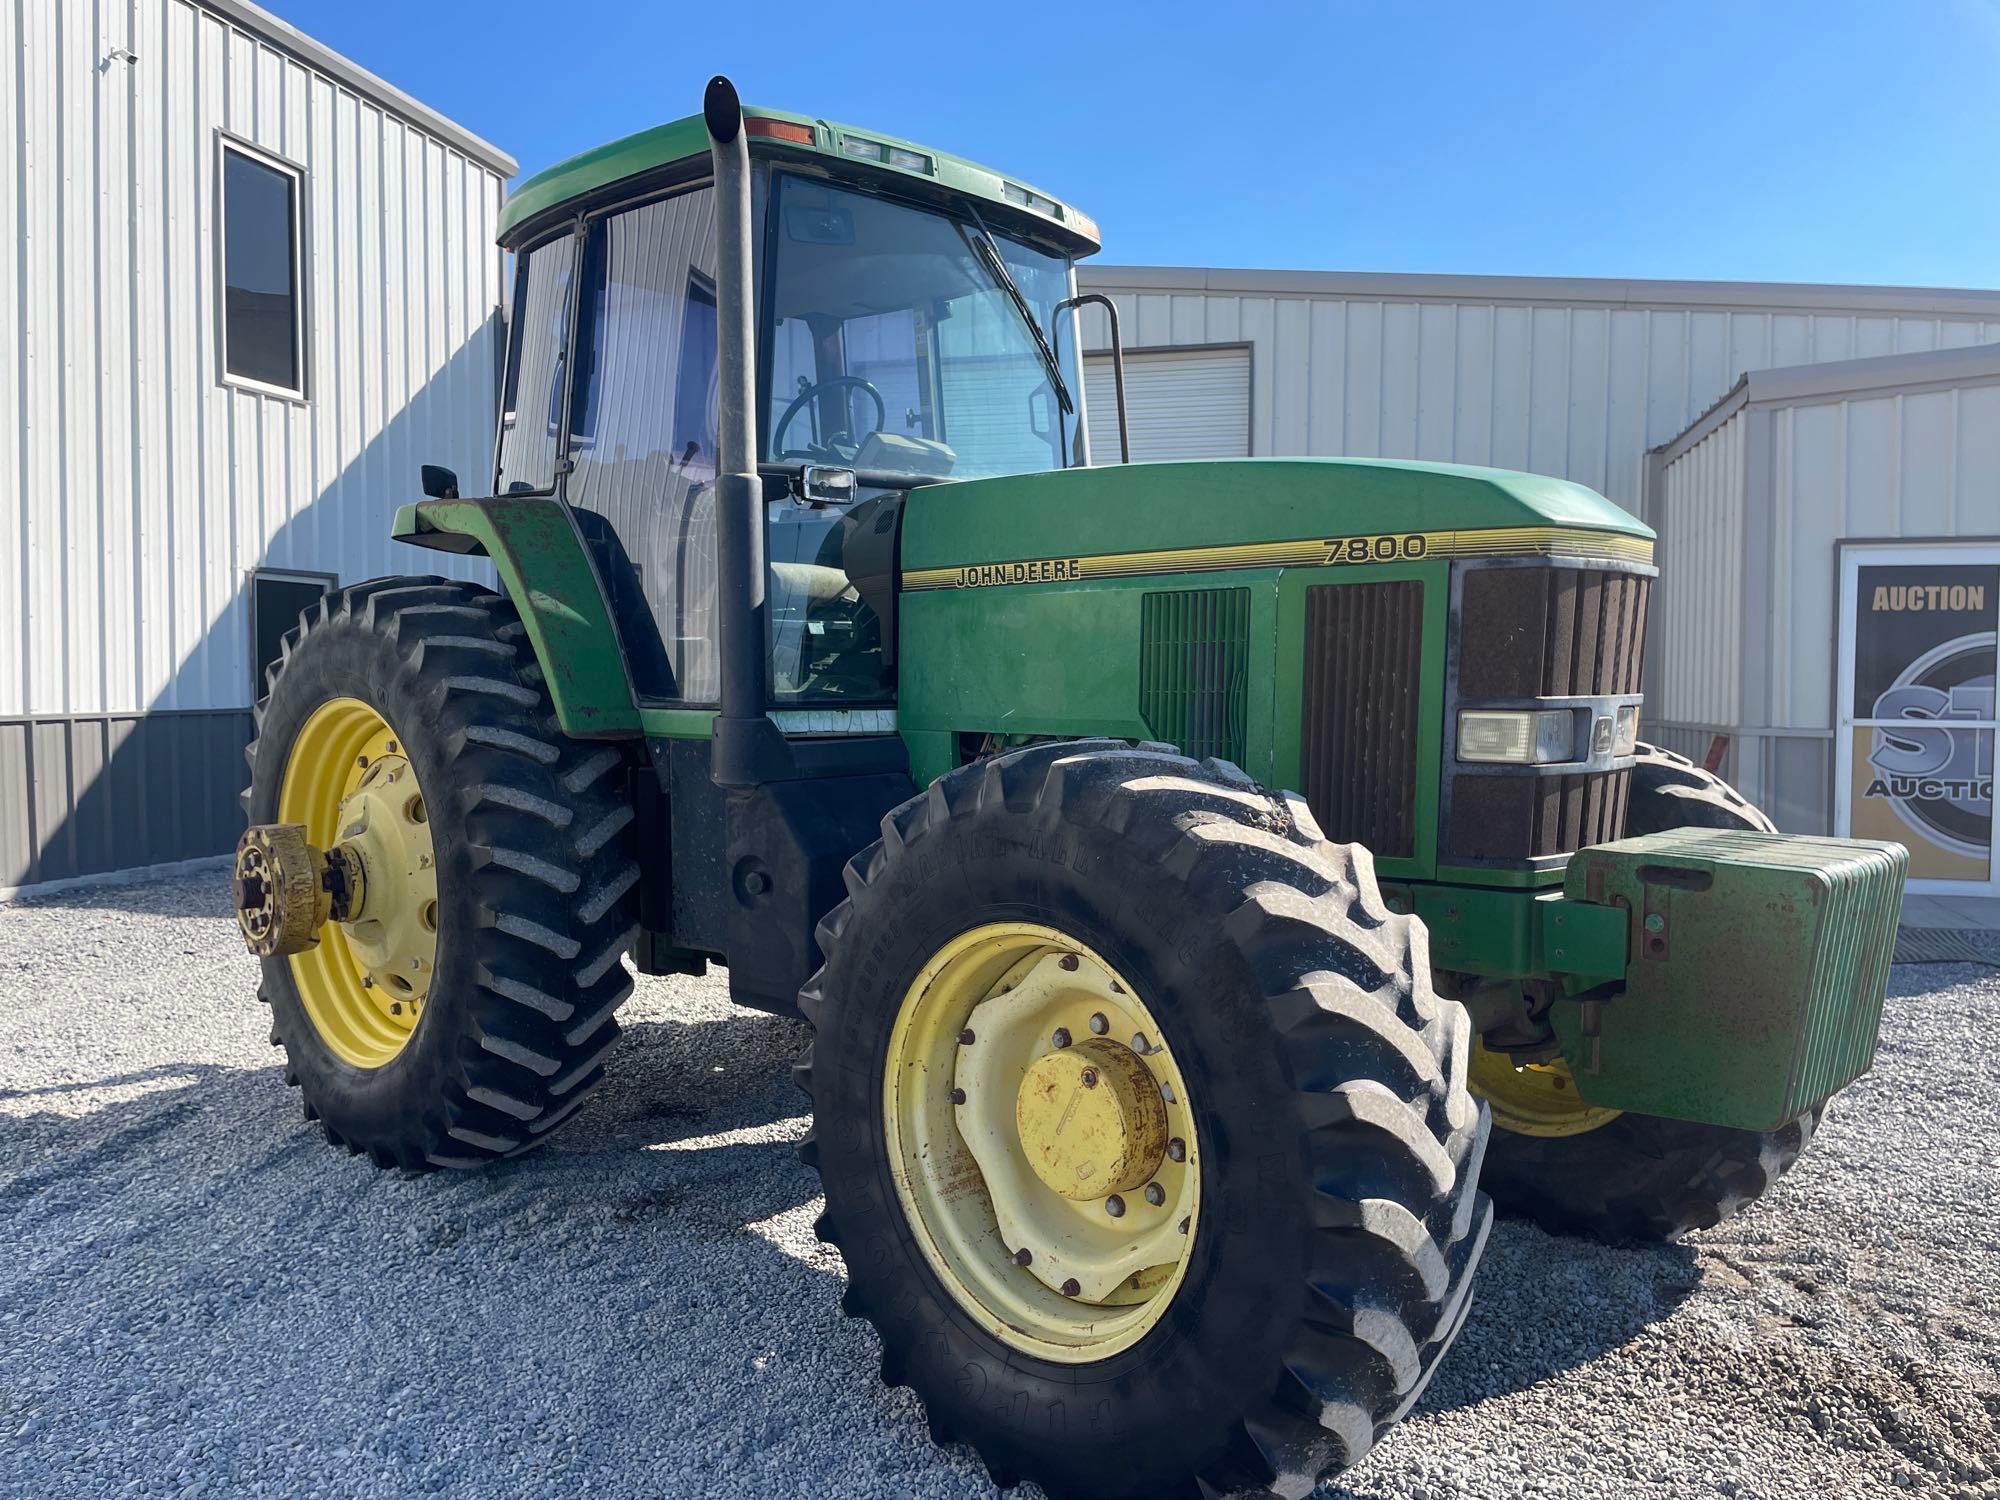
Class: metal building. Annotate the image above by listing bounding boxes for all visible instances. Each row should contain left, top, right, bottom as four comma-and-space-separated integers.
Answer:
0, 0, 512, 893
1074, 265, 2000, 512
1651, 344, 2000, 894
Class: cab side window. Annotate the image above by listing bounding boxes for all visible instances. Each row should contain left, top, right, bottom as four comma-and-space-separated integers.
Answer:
495, 234, 573, 494
566, 188, 721, 702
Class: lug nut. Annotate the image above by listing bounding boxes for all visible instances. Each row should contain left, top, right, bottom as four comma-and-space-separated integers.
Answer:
1088, 1013, 1108, 1035
1060, 1278, 1080, 1297
1144, 1182, 1165, 1206
1167, 1137, 1186, 1162
389, 1002, 402, 1016
1051, 1027, 1072, 1049
1109, 979, 1125, 994
1079, 1068, 1099, 1088
948, 1088, 967, 1106
957, 1028, 976, 1046
1131, 1032, 1150, 1053
1058, 954, 1079, 971
1104, 1195, 1125, 1218
1160, 1083, 1176, 1104
385, 740, 398, 753
1178, 1216, 1190, 1235
360, 976, 374, 989
1013, 1248, 1033, 1267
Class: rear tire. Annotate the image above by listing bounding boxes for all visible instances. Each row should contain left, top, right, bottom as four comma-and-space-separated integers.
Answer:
799, 741, 1491, 1499
1474, 743, 1817, 1242
244, 577, 641, 1170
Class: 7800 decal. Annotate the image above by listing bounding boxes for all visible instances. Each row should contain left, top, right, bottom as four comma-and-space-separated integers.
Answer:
1319, 533, 1429, 564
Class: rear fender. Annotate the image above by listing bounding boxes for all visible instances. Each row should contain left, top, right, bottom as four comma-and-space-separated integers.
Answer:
393, 497, 642, 740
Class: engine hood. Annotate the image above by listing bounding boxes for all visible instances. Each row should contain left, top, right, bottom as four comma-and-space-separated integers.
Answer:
900, 457, 1652, 584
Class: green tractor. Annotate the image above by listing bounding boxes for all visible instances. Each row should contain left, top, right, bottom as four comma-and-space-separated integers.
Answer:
232, 78, 1906, 1498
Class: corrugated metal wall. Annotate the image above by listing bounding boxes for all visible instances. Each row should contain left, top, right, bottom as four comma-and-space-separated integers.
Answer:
1073, 266, 2000, 517
1, 0, 509, 890
1654, 409, 1746, 729
1648, 348, 2000, 832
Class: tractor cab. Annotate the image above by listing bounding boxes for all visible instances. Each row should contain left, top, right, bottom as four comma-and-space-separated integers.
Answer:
484, 108, 1103, 714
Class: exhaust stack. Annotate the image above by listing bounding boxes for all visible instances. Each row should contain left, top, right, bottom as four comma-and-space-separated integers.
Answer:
704, 75, 771, 789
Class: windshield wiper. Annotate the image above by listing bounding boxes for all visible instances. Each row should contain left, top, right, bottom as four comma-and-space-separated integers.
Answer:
958, 203, 1073, 417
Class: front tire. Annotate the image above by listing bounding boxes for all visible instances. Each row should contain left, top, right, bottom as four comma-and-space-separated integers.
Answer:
244, 577, 641, 1169
799, 742, 1491, 1499
1472, 742, 1817, 1242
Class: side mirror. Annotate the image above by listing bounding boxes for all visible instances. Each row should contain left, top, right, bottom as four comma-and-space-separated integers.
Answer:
420, 464, 460, 500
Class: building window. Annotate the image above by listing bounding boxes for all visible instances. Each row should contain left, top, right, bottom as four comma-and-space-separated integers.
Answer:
220, 140, 305, 397
250, 570, 335, 701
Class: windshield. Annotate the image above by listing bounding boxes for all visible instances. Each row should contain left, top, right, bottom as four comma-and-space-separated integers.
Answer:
762, 173, 1082, 482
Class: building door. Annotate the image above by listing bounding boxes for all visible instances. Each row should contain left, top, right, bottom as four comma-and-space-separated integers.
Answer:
1835, 541, 1999, 897
1085, 344, 1251, 462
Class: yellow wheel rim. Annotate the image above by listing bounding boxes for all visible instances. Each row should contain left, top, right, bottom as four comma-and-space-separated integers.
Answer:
883, 923, 1200, 1364
277, 697, 439, 1070
1468, 1038, 1622, 1138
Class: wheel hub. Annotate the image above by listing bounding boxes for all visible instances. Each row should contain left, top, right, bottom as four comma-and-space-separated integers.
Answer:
1014, 1037, 1168, 1201
892, 929, 1200, 1343
246, 698, 442, 1069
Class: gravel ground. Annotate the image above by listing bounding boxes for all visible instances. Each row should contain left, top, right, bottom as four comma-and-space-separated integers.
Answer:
2, 870, 1995, 1500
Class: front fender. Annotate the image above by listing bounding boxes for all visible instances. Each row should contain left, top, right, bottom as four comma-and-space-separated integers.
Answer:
393, 496, 641, 740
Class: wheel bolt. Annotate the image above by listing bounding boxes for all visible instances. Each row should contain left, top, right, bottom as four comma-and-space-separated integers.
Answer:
948, 1088, 967, 1106
1088, 1013, 1108, 1035
1051, 1027, 1071, 1049
1144, 1182, 1165, 1206
1079, 1068, 1099, 1088
1058, 954, 1079, 971
1131, 1032, 1150, 1053
1109, 980, 1125, 994
958, 1028, 976, 1046
360, 976, 374, 989
1178, 1217, 1190, 1235
385, 741, 398, 753
1013, 1248, 1033, 1267
1167, 1137, 1186, 1162
1061, 1278, 1081, 1297
1104, 1195, 1125, 1218
389, 1002, 402, 1016
356, 755, 368, 769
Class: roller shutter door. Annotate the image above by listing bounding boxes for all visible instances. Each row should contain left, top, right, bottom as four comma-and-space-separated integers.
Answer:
1084, 346, 1251, 462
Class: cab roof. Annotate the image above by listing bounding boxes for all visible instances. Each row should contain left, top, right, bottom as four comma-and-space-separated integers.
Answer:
497, 104, 1101, 256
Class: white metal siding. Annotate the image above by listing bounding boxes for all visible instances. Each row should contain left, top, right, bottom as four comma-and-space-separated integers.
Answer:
1768, 380, 2000, 731
1074, 268, 2000, 516
1084, 346, 1250, 461
0, 0, 507, 720
1655, 411, 1746, 727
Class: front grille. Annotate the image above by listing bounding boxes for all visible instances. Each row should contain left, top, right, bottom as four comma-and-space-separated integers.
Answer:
1447, 767, 1633, 861
1459, 566, 1650, 699
1300, 580, 1423, 858
1447, 562, 1652, 864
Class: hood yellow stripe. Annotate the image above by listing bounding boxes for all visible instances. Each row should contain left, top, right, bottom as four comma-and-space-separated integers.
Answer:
904, 526, 1654, 591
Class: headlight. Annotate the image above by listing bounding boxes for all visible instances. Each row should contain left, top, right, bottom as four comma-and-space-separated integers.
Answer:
1613, 703, 1640, 757
1458, 709, 1576, 765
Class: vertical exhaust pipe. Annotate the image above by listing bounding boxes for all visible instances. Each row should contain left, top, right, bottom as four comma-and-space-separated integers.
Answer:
704, 75, 770, 789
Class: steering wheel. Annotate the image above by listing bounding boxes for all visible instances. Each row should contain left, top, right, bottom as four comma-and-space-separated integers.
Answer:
772, 376, 887, 462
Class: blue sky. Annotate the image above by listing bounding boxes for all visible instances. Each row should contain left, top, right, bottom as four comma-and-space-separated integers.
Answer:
268, 0, 2000, 288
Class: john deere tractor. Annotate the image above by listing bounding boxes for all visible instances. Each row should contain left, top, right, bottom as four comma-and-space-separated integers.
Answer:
233, 79, 1906, 1498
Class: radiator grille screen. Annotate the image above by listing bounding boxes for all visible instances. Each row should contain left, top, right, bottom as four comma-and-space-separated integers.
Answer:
1449, 564, 1651, 863
1459, 566, 1650, 699
1138, 588, 1250, 764
1301, 580, 1423, 858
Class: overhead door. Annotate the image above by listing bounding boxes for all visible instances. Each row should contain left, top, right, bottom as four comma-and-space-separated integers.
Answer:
1084, 344, 1250, 462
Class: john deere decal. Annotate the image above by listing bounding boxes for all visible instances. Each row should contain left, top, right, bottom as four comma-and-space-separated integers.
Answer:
1848, 562, 1997, 882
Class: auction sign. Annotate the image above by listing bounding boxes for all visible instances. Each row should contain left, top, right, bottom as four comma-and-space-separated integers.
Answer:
1843, 552, 1997, 885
